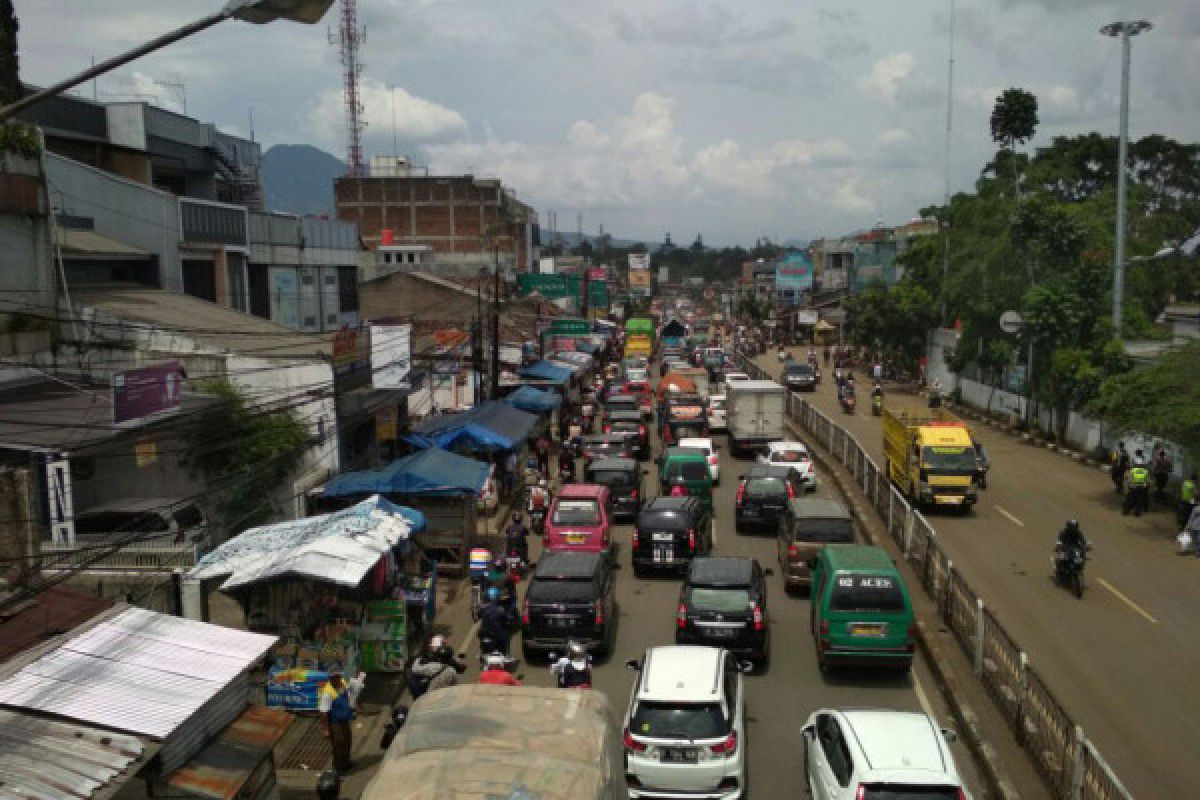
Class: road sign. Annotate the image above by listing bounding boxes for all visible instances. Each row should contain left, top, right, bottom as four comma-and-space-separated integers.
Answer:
999, 310, 1023, 334
550, 318, 590, 335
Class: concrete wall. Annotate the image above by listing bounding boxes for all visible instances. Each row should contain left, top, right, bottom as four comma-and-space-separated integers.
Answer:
360, 272, 480, 325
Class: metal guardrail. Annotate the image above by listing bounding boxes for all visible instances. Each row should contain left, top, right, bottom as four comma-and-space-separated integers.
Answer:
736, 356, 1132, 800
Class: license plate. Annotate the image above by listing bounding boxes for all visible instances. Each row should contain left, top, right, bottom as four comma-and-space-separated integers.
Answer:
549, 616, 577, 629
652, 532, 674, 542
661, 747, 698, 764
704, 626, 737, 639
742, 508, 757, 517
939, 495, 964, 505
565, 533, 588, 544
850, 623, 887, 637
654, 547, 672, 563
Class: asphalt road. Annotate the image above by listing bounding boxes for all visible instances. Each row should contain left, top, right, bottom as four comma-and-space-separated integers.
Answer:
762, 348, 1200, 799
456, 369, 987, 798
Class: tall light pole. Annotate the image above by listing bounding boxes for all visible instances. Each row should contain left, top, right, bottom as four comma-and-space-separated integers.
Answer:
1100, 19, 1152, 342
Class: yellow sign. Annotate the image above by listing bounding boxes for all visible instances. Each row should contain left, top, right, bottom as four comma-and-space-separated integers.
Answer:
628, 271, 651, 289
376, 406, 398, 441
135, 437, 157, 467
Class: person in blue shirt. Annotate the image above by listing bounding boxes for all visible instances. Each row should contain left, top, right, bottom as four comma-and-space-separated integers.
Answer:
319, 669, 365, 772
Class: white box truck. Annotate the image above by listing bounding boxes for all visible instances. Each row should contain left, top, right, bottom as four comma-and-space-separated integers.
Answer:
726, 379, 786, 457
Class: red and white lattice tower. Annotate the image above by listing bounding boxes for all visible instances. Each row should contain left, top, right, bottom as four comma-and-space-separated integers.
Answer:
332, 0, 366, 176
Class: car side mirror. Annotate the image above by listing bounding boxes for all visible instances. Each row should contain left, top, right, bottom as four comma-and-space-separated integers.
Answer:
763, 567, 775, 577
940, 727, 958, 743
625, 658, 642, 671
738, 660, 755, 673
801, 725, 814, 739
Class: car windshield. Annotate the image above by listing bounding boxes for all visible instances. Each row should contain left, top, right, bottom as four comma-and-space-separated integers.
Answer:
528, 576, 595, 603
745, 477, 786, 497
922, 446, 977, 473
552, 499, 601, 525
787, 365, 813, 376
590, 469, 633, 488
831, 575, 906, 612
668, 461, 711, 481
687, 587, 750, 613
860, 788, 964, 800
630, 701, 728, 740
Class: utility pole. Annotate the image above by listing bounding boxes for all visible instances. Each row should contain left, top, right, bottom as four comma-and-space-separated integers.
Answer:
490, 245, 500, 401
940, 0, 955, 325
1100, 19, 1151, 342
474, 268, 484, 405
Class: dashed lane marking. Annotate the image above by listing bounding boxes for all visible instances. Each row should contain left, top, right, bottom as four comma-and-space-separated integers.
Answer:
994, 506, 1024, 527
1097, 578, 1159, 625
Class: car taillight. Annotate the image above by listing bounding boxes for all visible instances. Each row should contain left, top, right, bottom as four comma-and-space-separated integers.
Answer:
788, 544, 800, 558
676, 603, 688, 629
786, 482, 795, 499
752, 603, 764, 631
820, 619, 829, 636
710, 730, 738, 756
855, 786, 866, 800
631, 488, 639, 499
521, 597, 530, 626
639, 424, 646, 436
605, 424, 612, 433
688, 529, 696, 552
632, 529, 640, 548
624, 728, 647, 753
595, 599, 604, 625
708, 455, 718, 465
736, 484, 745, 506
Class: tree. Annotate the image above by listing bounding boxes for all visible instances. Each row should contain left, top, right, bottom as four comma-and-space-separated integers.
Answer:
0, 0, 18, 107
1090, 340, 1200, 462
990, 88, 1039, 151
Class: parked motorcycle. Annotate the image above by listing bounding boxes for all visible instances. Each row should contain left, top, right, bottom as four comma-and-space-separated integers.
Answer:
777, 348, 787, 362
1053, 544, 1090, 598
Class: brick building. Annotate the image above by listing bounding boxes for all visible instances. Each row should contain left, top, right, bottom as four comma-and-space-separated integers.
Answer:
335, 167, 537, 274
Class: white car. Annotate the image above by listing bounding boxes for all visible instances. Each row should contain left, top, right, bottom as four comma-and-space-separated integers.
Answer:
626, 367, 650, 384
707, 394, 727, 432
802, 708, 970, 800
624, 646, 751, 800
679, 437, 720, 485
757, 441, 818, 491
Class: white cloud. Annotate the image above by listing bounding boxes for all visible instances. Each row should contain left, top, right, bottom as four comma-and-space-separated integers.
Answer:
102, 71, 186, 113
859, 53, 915, 100
1045, 85, 1080, 114
878, 128, 914, 147
308, 79, 467, 153
832, 177, 874, 214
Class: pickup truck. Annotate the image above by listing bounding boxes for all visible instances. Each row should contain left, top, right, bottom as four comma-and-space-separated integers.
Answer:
725, 380, 786, 458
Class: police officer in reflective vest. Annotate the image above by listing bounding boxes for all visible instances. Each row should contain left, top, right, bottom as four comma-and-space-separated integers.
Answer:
1123, 454, 1150, 517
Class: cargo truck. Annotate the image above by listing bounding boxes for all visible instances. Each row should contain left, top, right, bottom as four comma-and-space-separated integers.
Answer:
883, 404, 978, 511
625, 317, 655, 358
726, 380, 786, 458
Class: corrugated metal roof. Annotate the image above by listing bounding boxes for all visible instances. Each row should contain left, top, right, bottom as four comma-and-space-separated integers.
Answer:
158, 706, 292, 800
0, 709, 146, 800
0, 608, 275, 740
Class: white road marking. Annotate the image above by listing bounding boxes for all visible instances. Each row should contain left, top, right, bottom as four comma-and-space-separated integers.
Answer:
994, 505, 1024, 527
458, 620, 481, 654
912, 670, 936, 719
1097, 578, 1159, 625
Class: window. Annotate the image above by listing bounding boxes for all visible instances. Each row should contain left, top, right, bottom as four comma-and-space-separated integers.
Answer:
338, 265, 359, 312
831, 575, 905, 612
383, 253, 393, 264
687, 587, 749, 613
631, 702, 728, 739
668, 461, 710, 481
817, 715, 852, 787
552, 499, 600, 525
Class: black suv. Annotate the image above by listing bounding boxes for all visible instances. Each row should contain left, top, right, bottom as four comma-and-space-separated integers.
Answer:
735, 465, 798, 533
632, 496, 713, 577
521, 551, 616, 660
675, 556, 772, 668
602, 393, 640, 426
585, 457, 644, 521
580, 433, 635, 464
783, 362, 817, 392
604, 409, 649, 459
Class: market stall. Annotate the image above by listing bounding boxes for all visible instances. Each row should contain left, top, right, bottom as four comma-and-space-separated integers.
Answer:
187, 496, 429, 710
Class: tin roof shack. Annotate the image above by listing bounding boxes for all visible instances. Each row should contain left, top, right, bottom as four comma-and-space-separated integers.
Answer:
0, 604, 278, 795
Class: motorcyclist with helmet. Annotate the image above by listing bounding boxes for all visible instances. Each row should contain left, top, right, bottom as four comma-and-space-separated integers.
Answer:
486, 556, 518, 611
478, 652, 522, 686
407, 634, 466, 699
504, 512, 530, 566
549, 641, 593, 688
478, 586, 518, 656
1057, 519, 1088, 552
527, 478, 551, 535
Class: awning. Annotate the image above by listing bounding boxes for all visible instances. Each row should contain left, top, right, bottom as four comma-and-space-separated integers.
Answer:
519, 361, 572, 385
322, 449, 490, 497
189, 495, 425, 590
504, 386, 562, 413
408, 401, 538, 452
56, 228, 152, 260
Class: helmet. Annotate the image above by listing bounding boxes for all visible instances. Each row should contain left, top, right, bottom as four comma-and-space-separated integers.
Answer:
567, 641, 587, 661
485, 586, 501, 602
428, 634, 446, 651
492, 556, 507, 571
484, 653, 508, 670
538, 478, 548, 488
1065, 519, 1079, 532
511, 512, 522, 524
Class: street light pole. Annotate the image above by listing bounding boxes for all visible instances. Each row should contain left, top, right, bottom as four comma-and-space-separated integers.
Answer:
1101, 19, 1152, 342
0, 0, 334, 123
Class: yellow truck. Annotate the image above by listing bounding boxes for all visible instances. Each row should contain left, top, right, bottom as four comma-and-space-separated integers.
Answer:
883, 404, 979, 511
625, 333, 654, 358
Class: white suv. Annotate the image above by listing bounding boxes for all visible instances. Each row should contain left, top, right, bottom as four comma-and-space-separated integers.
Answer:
624, 646, 750, 799
756, 441, 818, 491
802, 709, 970, 800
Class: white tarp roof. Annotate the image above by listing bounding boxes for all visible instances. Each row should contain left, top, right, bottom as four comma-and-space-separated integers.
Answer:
189, 494, 418, 591
0, 607, 275, 740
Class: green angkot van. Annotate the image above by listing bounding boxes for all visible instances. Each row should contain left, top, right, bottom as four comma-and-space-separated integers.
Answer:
657, 446, 714, 512
810, 545, 914, 672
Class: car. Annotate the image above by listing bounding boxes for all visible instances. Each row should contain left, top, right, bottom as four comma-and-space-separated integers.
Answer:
735, 464, 799, 533
623, 645, 751, 800
810, 545, 916, 672
580, 433, 636, 463
675, 557, 772, 668
678, 436, 720, 485
632, 495, 713, 576
626, 366, 650, 384
802, 709, 970, 800
585, 457, 645, 522
659, 447, 715, 512
521, 551, 616, 660
779, 497, 856, 593
706, 394, 727, 432
602, 393, 640, 425
757, 440, 818, 491
783, 362, 817, 392
623, 380, 655, 418
544, 484, 614, 562
603, 409, 649, 459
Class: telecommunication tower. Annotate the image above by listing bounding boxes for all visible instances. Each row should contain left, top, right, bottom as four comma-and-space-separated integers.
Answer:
331, 0, 366, 176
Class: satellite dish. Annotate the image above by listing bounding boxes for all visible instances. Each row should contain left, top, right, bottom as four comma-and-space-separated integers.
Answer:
999, 310, 1023, 334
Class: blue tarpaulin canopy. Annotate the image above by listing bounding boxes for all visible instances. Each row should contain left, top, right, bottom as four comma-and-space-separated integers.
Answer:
322, 448, 490, 497
504, 386, 562, 413
519, 360, 573, 384
407, 401, 538, 452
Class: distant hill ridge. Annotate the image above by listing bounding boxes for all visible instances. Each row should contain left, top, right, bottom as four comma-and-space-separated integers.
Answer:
260, 144, 345, 216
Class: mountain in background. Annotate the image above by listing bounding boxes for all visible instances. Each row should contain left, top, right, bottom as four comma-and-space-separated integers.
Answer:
261, 144, 345, 216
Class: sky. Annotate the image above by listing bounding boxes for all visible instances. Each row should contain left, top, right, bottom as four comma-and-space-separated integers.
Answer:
13, 0, 1200, 246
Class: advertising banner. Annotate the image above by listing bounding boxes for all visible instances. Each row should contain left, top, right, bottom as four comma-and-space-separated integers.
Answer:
370, 323, 413, 389
113, 361, 182, 425
628, 270, 651, 289
628, 253, 650, 271
775, 251, 814, 292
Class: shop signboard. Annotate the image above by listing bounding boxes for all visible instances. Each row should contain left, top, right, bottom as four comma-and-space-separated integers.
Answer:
370, 323, 412, 390
113, 361, 182, 426
775, 251, 814, 292
587, 267, 607, 281
628, 253, 650, 271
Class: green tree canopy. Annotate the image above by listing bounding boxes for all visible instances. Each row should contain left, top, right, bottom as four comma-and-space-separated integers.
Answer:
990, 88, 1039, 150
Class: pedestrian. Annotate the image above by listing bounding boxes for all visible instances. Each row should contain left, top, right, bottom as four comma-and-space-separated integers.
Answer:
1111, 442, 1130, 494
319, 669, 366, 773
1185, 504, 1200, 558
1179, 472, 1197, 529
1151, 447, 1172, 504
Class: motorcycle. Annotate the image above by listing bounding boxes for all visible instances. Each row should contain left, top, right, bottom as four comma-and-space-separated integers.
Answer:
840, 392, 856, 414
928, 388, 943, 409
1053, 544, 1091, 598
871, 393, 883, 416
467, 547, 494, 621
548, 648, 593, 689
974, 458, 990, 490
529, 507, 547, 537
478, 633, 512, 664
777, 348, 787, 362
558, 456, 576, 485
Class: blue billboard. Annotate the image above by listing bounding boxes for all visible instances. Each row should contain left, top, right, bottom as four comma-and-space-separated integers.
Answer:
775, 252, 814, 291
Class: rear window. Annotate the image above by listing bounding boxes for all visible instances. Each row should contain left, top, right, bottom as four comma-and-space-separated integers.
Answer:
638, 511, 689, 531
590, 469, 633, 488
773, 449, 809, 463
552, 499, 601, 526
861, 788, 963, 800
528, 577, 595, 603
667, 461, 711, 481
687, 587, 750, 613
630, 702, 728, 739
830, 574, 906, 612
745, 477, 786, 497
795, 518, 854, 543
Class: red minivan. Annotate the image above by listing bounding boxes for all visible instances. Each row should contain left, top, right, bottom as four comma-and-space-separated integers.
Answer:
544, 484, 613, 562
